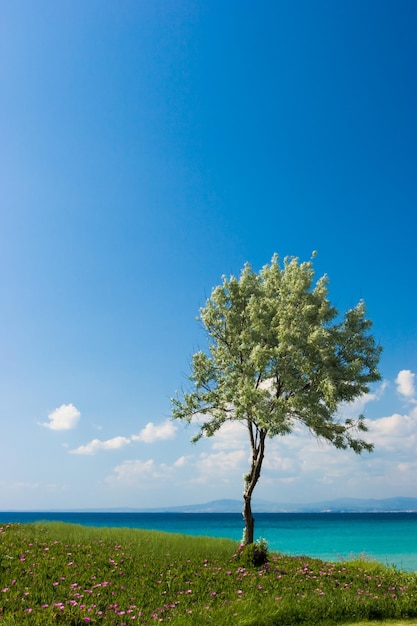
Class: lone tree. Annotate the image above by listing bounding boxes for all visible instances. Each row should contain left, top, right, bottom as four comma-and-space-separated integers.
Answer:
172, 254, 381, 545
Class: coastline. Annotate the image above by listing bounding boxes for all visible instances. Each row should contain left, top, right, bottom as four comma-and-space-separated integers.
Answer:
1, 511, 416, 572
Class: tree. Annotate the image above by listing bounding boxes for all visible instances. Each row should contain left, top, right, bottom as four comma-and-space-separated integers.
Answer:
171, 254, 382, 545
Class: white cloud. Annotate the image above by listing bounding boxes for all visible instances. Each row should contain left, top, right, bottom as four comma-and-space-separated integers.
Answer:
108, 459, 158, 484
173, 378, 415, 498
132, 419, 177, 443
106, 458, 174, 487
211, 421, 247, 450
397, 460, 417, 473
70, 420, 177, 456
9, 481, 41, 490
77, 375, 417, 503
101, 398, 417, 502
71, 436, 130, 455
253, 402, 417, 499
336, 384, 386, 420
106, 447, 247, 491
193, 450, 247, 484
396, 370, 416, 399
368, 409, 417, 451
41, 404, 80, 431
263, 449, 297, 473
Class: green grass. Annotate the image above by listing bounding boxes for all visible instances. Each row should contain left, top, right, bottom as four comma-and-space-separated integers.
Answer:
1, 521, 416, 625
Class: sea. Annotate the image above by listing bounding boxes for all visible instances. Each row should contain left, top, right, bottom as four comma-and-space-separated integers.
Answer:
1, 512, 416, 572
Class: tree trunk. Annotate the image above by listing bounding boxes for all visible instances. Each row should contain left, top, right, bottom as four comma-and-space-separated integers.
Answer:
242, 425, 266, 545
242, 493, 255, 544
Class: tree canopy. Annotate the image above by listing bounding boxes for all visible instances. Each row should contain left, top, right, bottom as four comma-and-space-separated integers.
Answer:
172, 254, 382, 544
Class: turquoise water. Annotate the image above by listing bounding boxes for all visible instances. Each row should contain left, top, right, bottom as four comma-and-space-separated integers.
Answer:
1, 512, 416, 572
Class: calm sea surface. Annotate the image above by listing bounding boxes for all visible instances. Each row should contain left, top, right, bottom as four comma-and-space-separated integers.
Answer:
1, 512, 416, 572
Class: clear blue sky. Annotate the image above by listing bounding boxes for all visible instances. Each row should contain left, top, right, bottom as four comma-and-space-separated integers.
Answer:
1, 0, 416, 510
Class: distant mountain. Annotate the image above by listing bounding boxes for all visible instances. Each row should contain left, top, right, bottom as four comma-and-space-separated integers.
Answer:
142, 496, 417, 513
149, 499, 243, 513
17, 497, 416, 514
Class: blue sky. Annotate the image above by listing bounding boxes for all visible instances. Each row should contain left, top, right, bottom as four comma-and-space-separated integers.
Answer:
1, 0, 416, 510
